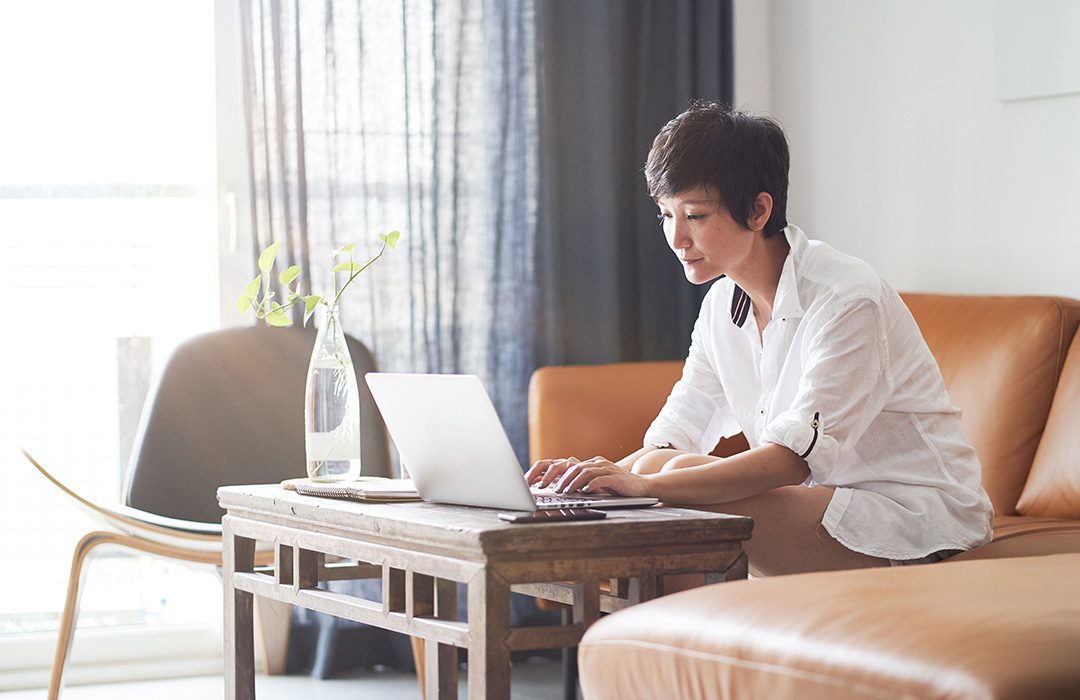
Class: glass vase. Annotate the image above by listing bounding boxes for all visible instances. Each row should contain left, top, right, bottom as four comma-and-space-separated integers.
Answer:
304, 304, 362, 481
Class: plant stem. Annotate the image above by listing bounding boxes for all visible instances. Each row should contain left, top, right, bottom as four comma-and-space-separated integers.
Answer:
333, 240, 389, 306
256, 296, 303, 319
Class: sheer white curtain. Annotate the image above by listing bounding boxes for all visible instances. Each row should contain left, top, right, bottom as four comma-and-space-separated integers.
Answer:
240, 0, 540, 675
242, 0, 539, 460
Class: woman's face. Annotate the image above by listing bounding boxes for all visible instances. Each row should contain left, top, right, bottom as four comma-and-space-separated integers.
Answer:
656, 185, 754, 285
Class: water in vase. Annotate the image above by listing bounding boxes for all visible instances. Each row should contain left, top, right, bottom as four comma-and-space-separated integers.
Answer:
305, 357, 362, 481
304, 302, 362, 483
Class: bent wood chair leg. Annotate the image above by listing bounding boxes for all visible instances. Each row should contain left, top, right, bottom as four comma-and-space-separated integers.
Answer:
253, 597, 291, 675
50, 531, 113, 700
50, 530, 224, 700
411, 635, 427, 699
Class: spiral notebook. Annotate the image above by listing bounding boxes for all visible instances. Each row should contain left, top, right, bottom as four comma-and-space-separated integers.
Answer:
282, 477, 420, 503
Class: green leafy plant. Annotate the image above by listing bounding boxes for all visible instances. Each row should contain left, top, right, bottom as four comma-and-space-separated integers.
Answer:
237, 231, 400, 326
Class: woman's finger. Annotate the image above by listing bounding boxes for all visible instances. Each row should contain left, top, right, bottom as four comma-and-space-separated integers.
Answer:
555, 458, 601, 491
581, 475, 613, 493
526, 456, 575, 485
583, 471, 644, 497
560, 464, 613, 493
527, 458, 569, 484
525, 459, 555, 483
538, 457, 579, 489
554, 458, 607, 492
537, 462, 565, 489
552, 461, 585, 491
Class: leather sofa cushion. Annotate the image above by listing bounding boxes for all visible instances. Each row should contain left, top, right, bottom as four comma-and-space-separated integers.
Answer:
578, 554, 1080, 700
528, 362, 748, 464
529, 362, 681, 464
951, 515, 1080, 561
902, 295, 1080, 515
1017, 329, 1080, 518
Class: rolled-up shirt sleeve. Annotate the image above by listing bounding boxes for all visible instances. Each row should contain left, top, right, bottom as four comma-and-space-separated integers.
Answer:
644, 310, 740, 453
760, 297, 890, 483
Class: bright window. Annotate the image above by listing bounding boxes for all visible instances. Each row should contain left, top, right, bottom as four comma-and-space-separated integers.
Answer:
0, 0, 230, 672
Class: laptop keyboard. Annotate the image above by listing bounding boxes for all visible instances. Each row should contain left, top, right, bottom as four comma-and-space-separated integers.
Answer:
533, 491, 599, 508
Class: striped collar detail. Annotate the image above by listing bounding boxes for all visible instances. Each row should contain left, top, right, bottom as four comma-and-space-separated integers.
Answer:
730, 284, 751, 327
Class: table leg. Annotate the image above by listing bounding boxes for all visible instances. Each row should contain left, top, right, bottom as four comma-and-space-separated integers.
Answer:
425, 578, 459, 699
467, 568, 510, 699
628, 574, 659, 603
705, 550, 749, 584
223, 519, 256, 700
560, 608, 578, 700
410, 571, 460, 699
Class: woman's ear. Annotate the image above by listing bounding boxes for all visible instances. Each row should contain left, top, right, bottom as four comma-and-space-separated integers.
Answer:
746, 192, 773, 232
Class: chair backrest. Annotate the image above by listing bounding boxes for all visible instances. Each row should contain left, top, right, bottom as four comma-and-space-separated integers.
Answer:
124, 324, 391, 523
900, 294, 1080, 515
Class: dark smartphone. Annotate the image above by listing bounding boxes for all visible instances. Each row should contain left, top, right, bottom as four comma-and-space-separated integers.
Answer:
497, 508, 607, 523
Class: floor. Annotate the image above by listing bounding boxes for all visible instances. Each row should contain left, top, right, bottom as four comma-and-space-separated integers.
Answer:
0, 659, 566, 699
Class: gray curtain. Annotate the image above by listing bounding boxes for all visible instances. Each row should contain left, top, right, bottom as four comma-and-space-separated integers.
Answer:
242, 0, 538, 462
536, 0, 734, 366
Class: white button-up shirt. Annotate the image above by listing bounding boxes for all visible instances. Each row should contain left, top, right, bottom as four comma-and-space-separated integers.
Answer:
644, 225, 993, 560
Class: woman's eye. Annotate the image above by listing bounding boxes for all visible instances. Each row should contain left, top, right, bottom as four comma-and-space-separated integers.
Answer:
687, 213, 705, 221
656, 213, 670, 227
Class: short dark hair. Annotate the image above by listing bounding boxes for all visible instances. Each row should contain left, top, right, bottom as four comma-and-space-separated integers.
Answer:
645, 101, 789, 237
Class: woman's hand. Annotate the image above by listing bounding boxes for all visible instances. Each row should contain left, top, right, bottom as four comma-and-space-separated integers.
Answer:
551, 457, 651, 498
525, 457, 582, 489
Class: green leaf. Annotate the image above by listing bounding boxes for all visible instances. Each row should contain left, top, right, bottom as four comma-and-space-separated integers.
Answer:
332, 261, 362, 274
303, 295, 322, 326
267, 312, 291, 327
287, 291, 300, 302
333, 243, 357, 257
279, 265, 301, 286
266, 302, 291, 327
379, 230, 401, 250
236, 294, 253, 314
258, 242, 280, 273
244, 275, 261, 299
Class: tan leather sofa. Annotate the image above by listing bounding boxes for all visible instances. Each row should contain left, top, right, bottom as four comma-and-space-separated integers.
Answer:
529, 294, 1080, 699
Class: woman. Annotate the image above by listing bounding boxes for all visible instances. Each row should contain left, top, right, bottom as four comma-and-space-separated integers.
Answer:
526, 102, 992, 574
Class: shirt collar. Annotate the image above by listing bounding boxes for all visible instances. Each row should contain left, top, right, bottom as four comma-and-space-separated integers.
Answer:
729, 281, 752, 327
728, 225, 807, 328
772, 225, 807, 322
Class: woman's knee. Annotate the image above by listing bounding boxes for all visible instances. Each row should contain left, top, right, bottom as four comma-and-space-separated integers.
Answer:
631, 448, 685, 474
659, 452, 717, 472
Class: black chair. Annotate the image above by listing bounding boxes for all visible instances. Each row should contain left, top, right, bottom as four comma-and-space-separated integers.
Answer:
24, 324, 391, 699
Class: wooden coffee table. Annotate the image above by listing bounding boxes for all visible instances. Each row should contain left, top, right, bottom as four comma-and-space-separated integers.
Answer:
219, 485, 752, 699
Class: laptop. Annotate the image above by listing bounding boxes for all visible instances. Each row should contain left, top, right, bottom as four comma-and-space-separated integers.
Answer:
364, 373, 659, 512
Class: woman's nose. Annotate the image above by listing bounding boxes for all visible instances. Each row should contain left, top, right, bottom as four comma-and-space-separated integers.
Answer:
669, 220, 691, 249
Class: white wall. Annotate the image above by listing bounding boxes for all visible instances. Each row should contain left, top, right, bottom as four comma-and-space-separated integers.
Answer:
735, 0, 1080, 298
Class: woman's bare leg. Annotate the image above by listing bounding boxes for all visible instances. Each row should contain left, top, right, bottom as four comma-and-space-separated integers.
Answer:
664, 485, 889, 593
707, 486, 888, 576
633, 454, 888, 586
